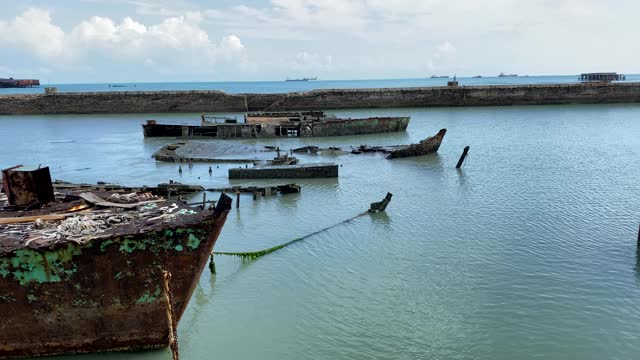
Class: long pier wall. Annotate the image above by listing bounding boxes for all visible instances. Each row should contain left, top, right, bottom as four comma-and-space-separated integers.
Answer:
2, 83, 640, 115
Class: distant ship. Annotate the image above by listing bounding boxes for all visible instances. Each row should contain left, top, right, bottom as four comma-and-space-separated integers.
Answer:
285, 77, 318, 81
472, 75, 482, 78
498, 72, 518, 77
0, 78, 40, 88
430, 75, 449, 78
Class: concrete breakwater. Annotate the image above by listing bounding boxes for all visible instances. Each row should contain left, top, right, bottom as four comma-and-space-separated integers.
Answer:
2, 82, 640, 115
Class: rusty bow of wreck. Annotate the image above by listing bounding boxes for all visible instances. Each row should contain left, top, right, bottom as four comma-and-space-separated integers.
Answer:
0, 192, 232, 359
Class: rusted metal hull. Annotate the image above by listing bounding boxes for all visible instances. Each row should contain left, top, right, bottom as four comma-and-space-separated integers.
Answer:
351, 129, 447, 159
142, 116, 410, 138
0, 195, 232, 359
385, 129, 447, 159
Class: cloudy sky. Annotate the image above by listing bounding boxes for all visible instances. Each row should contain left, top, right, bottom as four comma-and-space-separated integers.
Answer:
0, 0, 637, 83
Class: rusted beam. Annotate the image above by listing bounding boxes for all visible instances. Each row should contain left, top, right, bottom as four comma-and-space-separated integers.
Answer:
456, 146, 470, 169
369, 193, 393, 212
2, 165, 55, 206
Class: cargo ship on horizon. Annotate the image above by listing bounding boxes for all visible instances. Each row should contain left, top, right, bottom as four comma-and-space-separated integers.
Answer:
285, 76, 317, 81
0, 77, 40, 88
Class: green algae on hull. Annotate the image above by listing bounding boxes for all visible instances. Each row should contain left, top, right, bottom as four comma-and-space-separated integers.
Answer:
0, 228, 208, 287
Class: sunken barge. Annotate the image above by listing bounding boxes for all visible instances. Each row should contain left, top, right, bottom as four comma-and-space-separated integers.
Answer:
0, 165, 232, 358
152, 128, 447, 163
142, 111, 410, 138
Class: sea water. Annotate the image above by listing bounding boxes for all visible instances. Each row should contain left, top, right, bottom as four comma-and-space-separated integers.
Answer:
1, 103, 639, 359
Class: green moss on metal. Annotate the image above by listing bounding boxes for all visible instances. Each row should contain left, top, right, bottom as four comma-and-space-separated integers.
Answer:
0, 260, 9, 277
119, 237, 148, 253
112, 228, 206, 254
2, 243, 83, 285
187, 233, 201, 250
136, 287, 161, 304
26, 294, 37, 303
100, 239, 114, 252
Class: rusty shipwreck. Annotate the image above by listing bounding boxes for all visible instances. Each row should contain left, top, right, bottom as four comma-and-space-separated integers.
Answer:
142, 111, 410, 138
0, 165, 232, 358
352, 129, 447, 159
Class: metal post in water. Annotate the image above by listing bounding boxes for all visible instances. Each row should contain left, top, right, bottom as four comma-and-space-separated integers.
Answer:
209, 255, 216, 274
236, 191, 240, 208
202, 192, 206, 209
456, 146, 470, 169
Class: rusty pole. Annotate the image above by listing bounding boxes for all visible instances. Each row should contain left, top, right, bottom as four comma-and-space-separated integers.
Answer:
236, 191, 240, 208
202, 192, 207, 209
456, 146, 470, 169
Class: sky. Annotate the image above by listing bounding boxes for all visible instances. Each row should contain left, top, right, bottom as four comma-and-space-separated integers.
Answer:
0, 0, 637, 83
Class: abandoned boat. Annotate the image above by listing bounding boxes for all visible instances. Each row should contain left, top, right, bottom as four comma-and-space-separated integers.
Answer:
142, 112, 410, 139
352, 129, 447, 159
0, 165, 232, 358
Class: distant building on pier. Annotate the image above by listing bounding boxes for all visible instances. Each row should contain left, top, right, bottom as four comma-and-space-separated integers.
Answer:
579, 72, 625, 83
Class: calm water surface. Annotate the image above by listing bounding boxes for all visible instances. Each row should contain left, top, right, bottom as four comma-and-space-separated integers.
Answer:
1, 104, 639, 359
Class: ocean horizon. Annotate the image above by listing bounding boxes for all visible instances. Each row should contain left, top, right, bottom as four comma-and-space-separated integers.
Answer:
2, 74, 639, 95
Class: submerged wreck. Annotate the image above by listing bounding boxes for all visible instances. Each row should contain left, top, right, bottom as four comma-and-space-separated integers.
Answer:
142, 111, 410, 138
0, 166, 232, 358
151, 129, 447, 164
229, 162, 339, 179
228, 154, 338, 179
352, 129, 447, 159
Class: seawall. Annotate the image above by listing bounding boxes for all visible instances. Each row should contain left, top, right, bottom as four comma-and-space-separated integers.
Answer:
2, 82, 640, 115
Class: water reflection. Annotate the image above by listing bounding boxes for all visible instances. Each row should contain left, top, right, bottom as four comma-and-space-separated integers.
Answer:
635, 245, 640, 282
368, 211, 392, 229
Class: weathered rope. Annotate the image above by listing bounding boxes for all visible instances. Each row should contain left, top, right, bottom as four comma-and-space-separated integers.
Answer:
162, 271, 179, 360
212, 211, 369, 261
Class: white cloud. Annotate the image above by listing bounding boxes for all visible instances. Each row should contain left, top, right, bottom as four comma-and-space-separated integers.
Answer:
0, 8, 249, 77
0, 8, 67, 59
292, 51, 333, 73
2, 1, 640, 81
427, 41, 457, 72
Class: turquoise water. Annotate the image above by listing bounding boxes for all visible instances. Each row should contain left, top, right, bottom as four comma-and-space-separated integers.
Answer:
2, 75, 640, 95
1, 104, 640, 359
